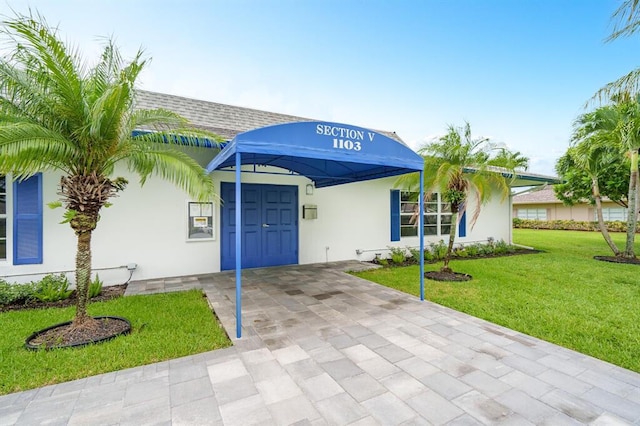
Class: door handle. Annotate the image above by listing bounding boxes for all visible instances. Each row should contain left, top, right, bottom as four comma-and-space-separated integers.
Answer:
262, 223, 270, 228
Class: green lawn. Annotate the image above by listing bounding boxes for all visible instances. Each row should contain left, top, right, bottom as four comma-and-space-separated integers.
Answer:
353, 229, 640, 373
0, 290, 231, 395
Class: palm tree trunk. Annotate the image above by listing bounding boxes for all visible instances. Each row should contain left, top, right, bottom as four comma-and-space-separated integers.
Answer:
624, 151, 639, 258
442, 211, 458, 273
593, 178, 621, 256
74, 229, 93, 325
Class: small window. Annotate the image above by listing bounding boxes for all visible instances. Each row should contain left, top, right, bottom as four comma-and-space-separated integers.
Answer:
0, 176, 6, 260
517, 208, 547, 220
187, 201, 214, 240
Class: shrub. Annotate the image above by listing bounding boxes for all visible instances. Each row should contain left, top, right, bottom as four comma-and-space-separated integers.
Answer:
89, 274, 103, 298
33, 274, 72, 303
0, 280, 36, 306
512, 218, 637, 233
465, 244, 481, 257
453, 246, 469, 257
478, 242, 494, 256
429, 240, 448, 260
494, 239, 510, 255
388, 246, 407, 265
405, 247, 418, 263
423, 249, 434, 261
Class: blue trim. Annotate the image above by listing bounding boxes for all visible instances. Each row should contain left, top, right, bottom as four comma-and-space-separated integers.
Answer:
13, 174, 43, 265
390, 190, 400, 242
206, 121, 424, 187
458, 210, 467, 238
131, 129, 225, 149
419, 173, 424, 301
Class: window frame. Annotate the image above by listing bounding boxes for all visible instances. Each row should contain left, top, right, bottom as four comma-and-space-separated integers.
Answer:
595, 207, 627, 222
400, 191, 452, 238
186, 201, 215, 241
516, 208, 547, 221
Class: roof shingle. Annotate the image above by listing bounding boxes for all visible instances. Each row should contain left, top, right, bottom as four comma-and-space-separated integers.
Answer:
513, 187, 562, 204
135, 90, 404, 143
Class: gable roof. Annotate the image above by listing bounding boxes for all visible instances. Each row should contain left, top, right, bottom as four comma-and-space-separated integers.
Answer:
135, 90, 405, 144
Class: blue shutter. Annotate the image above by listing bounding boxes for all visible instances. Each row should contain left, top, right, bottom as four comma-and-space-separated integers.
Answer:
390, 190, 400, 241
13, 174, 43, 264
458, 209, 467, 238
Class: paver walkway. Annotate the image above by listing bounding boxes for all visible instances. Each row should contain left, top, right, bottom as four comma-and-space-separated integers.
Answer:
2, 261, 640, 425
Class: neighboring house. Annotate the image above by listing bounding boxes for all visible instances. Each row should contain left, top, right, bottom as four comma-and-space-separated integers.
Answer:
0, 91, 557, 284
513, 187, 627, 222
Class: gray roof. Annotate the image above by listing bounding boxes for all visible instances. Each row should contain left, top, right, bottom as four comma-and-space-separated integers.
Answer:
135, 90, 405, 143
513, 187, 563, 204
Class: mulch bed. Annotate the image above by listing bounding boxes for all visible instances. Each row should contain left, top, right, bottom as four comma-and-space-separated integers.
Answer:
0, 284, 131, 349
450, 248, 542, 261
0, 284, 127, 313
372, 248, 542, 268
425, 271, 473, 282
26, 316, 131, 350
593, 256, 640, 265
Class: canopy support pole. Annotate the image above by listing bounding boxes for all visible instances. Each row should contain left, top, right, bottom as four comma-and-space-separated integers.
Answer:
235, 152, 242, 338
419, 171, 425, 301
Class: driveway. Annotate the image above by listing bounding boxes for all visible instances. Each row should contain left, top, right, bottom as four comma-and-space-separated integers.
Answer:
2, 261, 639, 425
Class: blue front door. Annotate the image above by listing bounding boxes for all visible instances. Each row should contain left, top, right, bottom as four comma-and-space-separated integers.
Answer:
220, 183, 298, 270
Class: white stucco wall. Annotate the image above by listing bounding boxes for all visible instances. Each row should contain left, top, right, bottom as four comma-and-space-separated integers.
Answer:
1, 168, 512, 285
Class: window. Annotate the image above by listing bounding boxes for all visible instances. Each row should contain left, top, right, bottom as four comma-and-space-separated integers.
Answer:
516, 208, 547, 220
595, 208, 627, 222
0, 176, 5, 260
187, 201, 214, 240
400, 191, 452, 237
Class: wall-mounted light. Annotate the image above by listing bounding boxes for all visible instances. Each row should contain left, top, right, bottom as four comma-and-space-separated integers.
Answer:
306, 183, 314, 196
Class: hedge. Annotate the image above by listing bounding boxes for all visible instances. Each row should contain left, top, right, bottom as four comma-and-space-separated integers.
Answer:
512, 218, 638, 233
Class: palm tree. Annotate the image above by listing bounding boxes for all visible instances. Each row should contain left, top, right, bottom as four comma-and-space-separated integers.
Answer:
564, 122, 622, 255
398, 122, 520, 273
0, 14, 219, 328
488, 148, 529, 171
614, 97, 640, 257
577, 98, 640, 258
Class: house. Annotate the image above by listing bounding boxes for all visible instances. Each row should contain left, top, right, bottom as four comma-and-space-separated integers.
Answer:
513, 186, 627, 222
0, 91, 558, 285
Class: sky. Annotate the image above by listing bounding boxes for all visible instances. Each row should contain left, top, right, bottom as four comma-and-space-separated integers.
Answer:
2, 0, 639, 175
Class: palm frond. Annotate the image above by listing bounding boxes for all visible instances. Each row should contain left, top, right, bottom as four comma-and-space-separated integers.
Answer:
125, 146, 217, 201
590, 68, 640, 105
0, 123, 78, 176
607, 0, 640, 41
2, 13, 86, 129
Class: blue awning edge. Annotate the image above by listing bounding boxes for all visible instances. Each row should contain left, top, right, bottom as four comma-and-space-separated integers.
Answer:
205, 121, 423, 187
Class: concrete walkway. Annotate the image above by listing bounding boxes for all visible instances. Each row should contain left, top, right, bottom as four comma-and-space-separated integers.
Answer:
2, 261, 640, 425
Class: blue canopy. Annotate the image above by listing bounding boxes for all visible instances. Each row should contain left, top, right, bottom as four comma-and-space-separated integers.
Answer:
205, 121, 424, 186
205, 121, 426, 339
